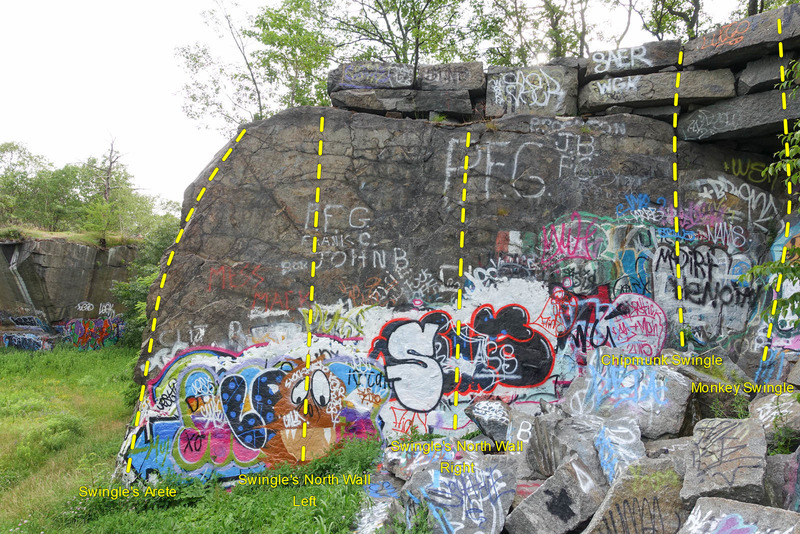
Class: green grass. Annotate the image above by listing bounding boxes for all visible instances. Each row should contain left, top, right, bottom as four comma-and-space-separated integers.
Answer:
0, 225, 141, 247
0, 345, 136, 530
0, 345, 385, 534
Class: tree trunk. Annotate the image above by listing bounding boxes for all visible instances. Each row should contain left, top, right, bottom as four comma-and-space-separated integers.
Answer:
747, 0, 758, 16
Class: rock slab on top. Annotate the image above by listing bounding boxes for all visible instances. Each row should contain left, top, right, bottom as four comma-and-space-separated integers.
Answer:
585, 40, 681, 80
684, 4, 800, 67
738, 53, 794, 95
327, 62, 413, 93
485, 66, 578, 117
330, 89, 472, 114
677, 89, 800, 140
418, 62, 485, 92
579, 69, 735, 112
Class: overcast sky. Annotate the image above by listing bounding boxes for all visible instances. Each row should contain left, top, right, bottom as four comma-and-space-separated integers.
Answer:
0, 1, 734, 205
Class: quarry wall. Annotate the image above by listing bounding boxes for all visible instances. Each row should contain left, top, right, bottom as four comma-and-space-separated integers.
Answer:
114, 11, 800, 532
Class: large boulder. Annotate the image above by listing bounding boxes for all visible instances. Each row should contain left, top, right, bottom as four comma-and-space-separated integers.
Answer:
749, 393, 800, 447
400, 456, 517, 534
505, 454, 607, 534
583, 457, 688, 534
563, 350, 692, 439
680, 418, 767, 507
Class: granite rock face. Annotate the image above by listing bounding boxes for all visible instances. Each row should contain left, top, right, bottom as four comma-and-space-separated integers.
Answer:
117, 105, 791, 489
0, 239, 135, 324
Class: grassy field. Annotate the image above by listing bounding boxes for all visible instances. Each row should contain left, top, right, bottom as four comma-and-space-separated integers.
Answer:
0, 345, 383, 534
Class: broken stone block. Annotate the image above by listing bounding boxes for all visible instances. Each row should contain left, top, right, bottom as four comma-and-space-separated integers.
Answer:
418, 62, 484, 93
563, 353, 692, 439
401, 456, 516, 534
593, 417, 646, 484
677, 89, 800, 141
738, 54, 794, 95
464, 399, 511, 442
330, 89, 472, 114
677, 497, 800, 534
583, 457, 688, 534
789, 362, 800, 387
327, 62, 413, 93
763, 453, 793, 508
786, 447, 800, 511
353, 498, 395, 534
585, 40, 681, 80
684, 5, 800, 68
644, 436, 692, 477
485, 66, 578, 117
505, 454, 607, 534
579, 69, 735, 112
506, 409, 540, 479
749, 393, 800, 447
680, 418, 767, 507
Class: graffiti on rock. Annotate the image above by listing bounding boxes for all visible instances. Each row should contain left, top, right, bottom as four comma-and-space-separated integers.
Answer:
66, 317, 123, 350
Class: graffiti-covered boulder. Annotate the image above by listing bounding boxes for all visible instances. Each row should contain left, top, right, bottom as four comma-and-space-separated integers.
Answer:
582, 457, 688, 534
681, 418, 767, 507
464, 399, 511, 442
505, 454, 607, 534
563, 349, 692, 439
400, 455, 517, 534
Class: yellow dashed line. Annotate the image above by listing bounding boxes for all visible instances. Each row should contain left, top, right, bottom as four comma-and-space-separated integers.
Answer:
451, 131, 471, 431
298, 117, 326, 461
127, 129, 247, 473
673, 50, 686, 348
762, 19, 793, 360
